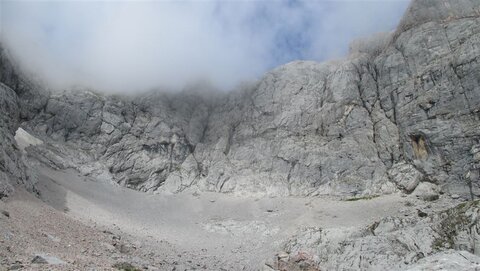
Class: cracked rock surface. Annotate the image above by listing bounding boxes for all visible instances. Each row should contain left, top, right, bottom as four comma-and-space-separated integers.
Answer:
270, 198, 480, 271
4, 0, 477, 199
1, 0, 480, 270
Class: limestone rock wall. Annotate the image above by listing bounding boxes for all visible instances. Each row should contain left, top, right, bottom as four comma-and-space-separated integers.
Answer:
375, 0, 480, 195
1, 0, 480, 197
0, 45, 42, 197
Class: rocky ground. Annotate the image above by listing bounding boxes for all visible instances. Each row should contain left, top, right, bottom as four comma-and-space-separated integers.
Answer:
0, 161, 406, 270
1, 159, 479, 270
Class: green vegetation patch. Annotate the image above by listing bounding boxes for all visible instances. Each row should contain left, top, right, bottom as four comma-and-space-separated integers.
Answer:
432, 200, 480, 250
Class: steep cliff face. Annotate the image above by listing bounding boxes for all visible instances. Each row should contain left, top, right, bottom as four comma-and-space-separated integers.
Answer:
0, 82, 23, 198
0, 45, 46, 198
2, 0, 480, 198
375, 0, 480, 196
176, 61, 396, 196
161, 0, 480, 197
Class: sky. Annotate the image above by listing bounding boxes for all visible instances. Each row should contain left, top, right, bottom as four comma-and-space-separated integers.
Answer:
0, 0, 410, 93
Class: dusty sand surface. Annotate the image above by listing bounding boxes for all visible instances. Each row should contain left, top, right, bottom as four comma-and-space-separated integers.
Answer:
0, 164, 415, 270
0, 188, 169, 271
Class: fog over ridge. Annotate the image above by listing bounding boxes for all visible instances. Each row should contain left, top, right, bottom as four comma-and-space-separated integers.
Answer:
1, 0, 409, 93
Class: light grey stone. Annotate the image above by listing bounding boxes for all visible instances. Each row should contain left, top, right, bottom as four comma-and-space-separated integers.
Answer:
404, 250, 480, 271
388, 162, 423, 192
277, 200, 480, 271
413, 182, 440, 201
31, 254, 66, 265
451, 194, 461, 199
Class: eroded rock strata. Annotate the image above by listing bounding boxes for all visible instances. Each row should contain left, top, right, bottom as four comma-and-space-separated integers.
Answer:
1, 0, 478, 199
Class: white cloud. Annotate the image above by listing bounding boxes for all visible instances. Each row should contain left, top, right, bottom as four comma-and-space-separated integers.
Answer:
0, 0, 409, 93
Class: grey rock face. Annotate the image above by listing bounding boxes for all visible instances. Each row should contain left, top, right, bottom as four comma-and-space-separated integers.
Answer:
380, 7, 480, 196
0, 81, 27, 198
388, 162, 423, 192
397, 0, 480, 32
0, 44, 45, 198
404, 250, 480, 271
0, 83, 21, 198
23, 89, 211, 191
2, 0, 480, 198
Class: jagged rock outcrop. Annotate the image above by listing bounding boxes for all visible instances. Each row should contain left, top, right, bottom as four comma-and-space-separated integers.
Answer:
270, 199, 480, 271
0, 82, 23, 198
1, 0, 480, 198
21, 88, 213, 191
0, 45, 42, 198
161, 0, 480, 197
375, 0, 480, 197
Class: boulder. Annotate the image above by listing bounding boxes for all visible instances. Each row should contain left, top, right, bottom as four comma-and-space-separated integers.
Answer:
31, 254, 66, 265
388, 163, 423, 192
413, 182, 440, 201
